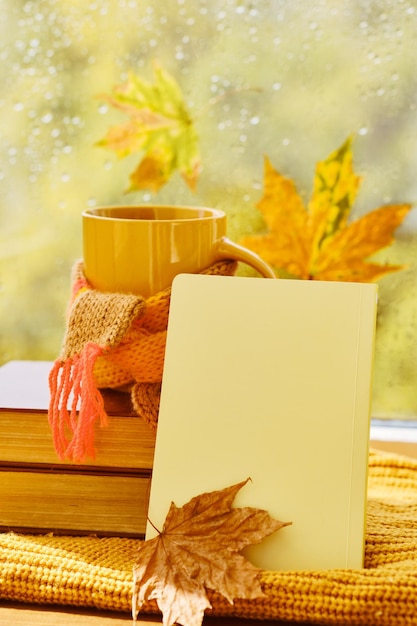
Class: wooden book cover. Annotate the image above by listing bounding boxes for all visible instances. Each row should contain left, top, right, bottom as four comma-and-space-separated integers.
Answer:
147, 275, 378, 571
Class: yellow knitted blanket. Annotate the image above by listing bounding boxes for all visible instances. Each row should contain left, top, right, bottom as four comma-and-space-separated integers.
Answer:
1, 449, 416, 625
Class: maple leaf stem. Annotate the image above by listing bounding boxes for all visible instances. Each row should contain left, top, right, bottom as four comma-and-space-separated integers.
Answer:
147, 516, 162, 535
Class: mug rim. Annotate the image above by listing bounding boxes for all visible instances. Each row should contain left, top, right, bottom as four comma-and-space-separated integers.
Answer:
82, 205, 225, 222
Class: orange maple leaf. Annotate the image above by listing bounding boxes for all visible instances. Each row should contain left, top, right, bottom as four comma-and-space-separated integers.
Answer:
97, 63, 200, 193
132, 479, 290, 626
241, 137, 412, 282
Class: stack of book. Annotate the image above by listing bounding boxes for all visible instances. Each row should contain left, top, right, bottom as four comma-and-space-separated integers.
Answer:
0, 360, 156, 537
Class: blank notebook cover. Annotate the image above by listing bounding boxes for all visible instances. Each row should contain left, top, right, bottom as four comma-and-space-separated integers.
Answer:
147, 274, 378, 571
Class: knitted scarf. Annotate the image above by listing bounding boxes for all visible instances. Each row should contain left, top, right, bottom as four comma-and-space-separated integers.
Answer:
48, 259, 237, 463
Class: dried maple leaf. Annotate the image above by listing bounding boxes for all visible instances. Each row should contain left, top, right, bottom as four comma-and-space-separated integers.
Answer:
97, 62, 200, 193
241, 136, 412, 282
132, 478, 290, 626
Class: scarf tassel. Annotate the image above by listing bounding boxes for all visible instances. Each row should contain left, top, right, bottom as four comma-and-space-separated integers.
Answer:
48, 342, 108, 463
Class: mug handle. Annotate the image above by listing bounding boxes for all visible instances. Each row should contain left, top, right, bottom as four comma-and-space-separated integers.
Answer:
216, 236, 276, 279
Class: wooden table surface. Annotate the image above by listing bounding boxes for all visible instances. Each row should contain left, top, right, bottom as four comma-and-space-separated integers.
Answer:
0, 602, 313, 626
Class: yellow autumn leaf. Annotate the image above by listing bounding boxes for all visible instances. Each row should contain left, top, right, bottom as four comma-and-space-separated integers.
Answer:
241, 137, 412, 282
308, 136, 362, 261
97, 63, 200, 193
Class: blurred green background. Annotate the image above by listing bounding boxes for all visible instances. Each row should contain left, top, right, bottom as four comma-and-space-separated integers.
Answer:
1, 0, 416, 417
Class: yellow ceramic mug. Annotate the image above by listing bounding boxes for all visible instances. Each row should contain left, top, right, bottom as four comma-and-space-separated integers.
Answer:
82, 205, 275, 297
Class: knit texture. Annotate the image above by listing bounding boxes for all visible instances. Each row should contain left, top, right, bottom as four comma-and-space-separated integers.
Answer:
48, 260, 237, 463
1, 450, 417, 625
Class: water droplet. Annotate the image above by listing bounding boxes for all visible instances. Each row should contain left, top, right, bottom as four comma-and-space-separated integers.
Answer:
14, 102, 24, 112
272, 82, 281, 91
61, 173, 70, 183
250, 116, 260, 125
98, 104, 108, 114
42, 112, 53, 124
359, 127, 368, 136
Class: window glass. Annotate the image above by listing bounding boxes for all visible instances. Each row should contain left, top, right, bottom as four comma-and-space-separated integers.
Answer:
1, 0, 416, 418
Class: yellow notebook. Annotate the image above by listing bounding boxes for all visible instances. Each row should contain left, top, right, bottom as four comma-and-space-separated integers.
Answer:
147, 275, 378, 571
